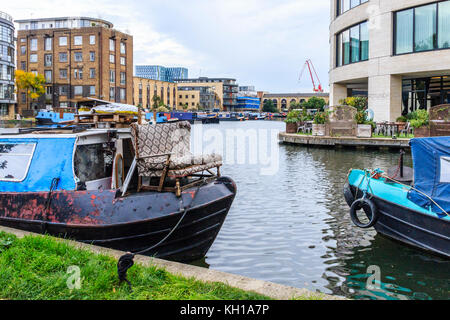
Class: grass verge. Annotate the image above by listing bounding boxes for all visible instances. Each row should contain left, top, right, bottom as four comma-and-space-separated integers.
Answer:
0, 232, 271, 300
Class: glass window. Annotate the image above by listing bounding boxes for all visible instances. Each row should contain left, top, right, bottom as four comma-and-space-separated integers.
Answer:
74, 36, 83, 46
396, 9, 414, 54
44, 54, 52, 67
110, 39, 115, 51
90, 35, 96, 45
59, 52, 68, 62
110, 54, 115, 63
0, 143, 36, 182
415, 4, 437, 52
30, 54, 37, 63
342, 29, 350, 65
30, 38, 37, 51
438, 1, 450, 49
90, 68, 95, 78
44, 37, 52, 51
74, 52, 83, 62
89, 86, 96, 96
120, 42, 126, 54
360, 22, 369, 60
90, 51, 95, 61
44, 70, 52, 82
60, 69, 67, 79
350, 25, 360, 63
120, 57, 126, 65
74, 86, 82, 96
59, 36, 67, 46
110, 70, 115, 83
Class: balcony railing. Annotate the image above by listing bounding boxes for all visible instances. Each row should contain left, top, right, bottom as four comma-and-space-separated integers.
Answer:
0, 12, 13, 23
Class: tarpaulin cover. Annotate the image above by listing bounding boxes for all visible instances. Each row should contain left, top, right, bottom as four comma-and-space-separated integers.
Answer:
0, 137, 77, 192
408, 137, 450, 215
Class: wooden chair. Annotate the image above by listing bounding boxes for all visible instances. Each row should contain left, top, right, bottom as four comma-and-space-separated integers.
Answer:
130, 121, 222, 197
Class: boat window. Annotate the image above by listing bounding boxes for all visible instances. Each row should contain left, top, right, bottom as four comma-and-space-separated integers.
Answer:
0, 143, 36, 182
74, 143, 113, 183
440, 156, 450, 183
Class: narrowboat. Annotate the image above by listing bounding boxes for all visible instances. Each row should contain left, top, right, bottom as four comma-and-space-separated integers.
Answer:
0, 122, 236, 262
36, 110, 75, 125
344, 137, 450, 258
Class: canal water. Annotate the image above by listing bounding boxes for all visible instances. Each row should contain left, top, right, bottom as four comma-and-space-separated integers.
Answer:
191, 120, 449, 300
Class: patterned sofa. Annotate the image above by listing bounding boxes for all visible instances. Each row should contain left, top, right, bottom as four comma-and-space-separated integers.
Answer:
130, 121, 222, 194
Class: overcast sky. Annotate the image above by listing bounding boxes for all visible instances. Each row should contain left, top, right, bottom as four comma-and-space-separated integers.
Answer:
4, 0, 331, 93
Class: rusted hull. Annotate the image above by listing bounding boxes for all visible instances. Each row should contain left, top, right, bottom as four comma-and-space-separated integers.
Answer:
0, 177, 237, 262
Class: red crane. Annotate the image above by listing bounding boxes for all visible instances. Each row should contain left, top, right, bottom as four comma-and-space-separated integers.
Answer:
299, 59, 324, 93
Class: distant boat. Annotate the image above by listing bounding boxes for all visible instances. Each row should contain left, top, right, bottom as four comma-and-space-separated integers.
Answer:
344, 137, 450, 258
36, 110, 75, 125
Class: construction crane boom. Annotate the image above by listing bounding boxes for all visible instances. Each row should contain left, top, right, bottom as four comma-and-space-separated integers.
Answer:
299, 59, 324, 93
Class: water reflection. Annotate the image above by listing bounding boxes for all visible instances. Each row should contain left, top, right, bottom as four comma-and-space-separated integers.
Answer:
199, 121, 449, 300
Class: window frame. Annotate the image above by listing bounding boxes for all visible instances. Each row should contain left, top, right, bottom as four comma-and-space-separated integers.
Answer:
335, 20, 369, 67
394, 1, 450, 56
0, 143, 36, 182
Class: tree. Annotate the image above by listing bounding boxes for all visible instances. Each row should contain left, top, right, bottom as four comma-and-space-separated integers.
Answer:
15, 70, 45, 110
302, 97, 326, 111
263, 100, 278, 113
289, 101, 302, 111
182, 103, 189, 111
151, 95, 165, 122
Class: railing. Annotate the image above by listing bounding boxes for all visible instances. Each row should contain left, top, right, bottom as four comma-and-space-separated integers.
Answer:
0, 12, 13, 23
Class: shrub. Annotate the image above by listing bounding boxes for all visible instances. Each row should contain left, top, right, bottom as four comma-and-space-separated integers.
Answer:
409, 109, 429, 128
285, 110, 301, 123
396, 116, 407, 122
313, 111, 329, 125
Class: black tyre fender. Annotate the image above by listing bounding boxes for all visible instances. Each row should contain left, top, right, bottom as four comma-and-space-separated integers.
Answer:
350, 198, 378, 229
343, 183, 355, 207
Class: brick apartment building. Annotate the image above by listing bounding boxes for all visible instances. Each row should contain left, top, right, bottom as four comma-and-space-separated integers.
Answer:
15, 17, 133, 116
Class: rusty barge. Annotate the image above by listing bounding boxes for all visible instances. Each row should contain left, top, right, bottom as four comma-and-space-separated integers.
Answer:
0, 122, 236, 262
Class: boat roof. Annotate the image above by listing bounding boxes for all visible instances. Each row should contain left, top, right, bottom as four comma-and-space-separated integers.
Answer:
0, 128, 132, 140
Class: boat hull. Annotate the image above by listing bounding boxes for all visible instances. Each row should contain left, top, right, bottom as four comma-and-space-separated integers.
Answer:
348, 184, 450, 258
0, 177, 237, 262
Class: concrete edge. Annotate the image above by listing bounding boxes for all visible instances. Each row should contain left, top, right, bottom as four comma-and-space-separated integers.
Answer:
0, 225, 346, 300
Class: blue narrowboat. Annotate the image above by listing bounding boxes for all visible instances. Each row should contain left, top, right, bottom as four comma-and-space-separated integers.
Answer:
0, 125, 235, 262
36, 110, 75, 125
344, 137, 450, 258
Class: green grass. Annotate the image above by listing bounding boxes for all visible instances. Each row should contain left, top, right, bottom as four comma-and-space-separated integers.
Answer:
0, 232, 271, 300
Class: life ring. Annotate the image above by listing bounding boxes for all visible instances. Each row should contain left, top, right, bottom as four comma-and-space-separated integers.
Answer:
343, 183, 355, 207
350, 198, 378, 229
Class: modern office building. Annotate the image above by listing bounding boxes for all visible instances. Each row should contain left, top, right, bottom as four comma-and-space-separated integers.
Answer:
0, 11, 15, 119
177, 86, 217, 110
133, 77, 178, 111
15, 16, 133, 115
238, 85, 258, 97
330, 0, 450, 122
261, 93, 329, 111
135, 65, 188, 83
175, 77, 239, 111
236, 96, 261, 111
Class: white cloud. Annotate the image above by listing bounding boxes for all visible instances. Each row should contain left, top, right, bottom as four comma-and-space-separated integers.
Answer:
2, 0, 331, 92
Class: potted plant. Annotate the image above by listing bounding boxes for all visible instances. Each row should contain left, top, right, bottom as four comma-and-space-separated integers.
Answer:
312, 111, 329, 136
410, 109, 430, 137
396, 116, 408, 132
355, 110, 373, 138
285, 110, 301, 133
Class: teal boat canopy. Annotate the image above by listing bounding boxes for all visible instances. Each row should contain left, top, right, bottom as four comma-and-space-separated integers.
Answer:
408, 137, 450, 215
0, 137, 77, 192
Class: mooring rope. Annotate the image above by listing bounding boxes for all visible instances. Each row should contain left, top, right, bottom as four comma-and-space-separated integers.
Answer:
117, 176, 207, 291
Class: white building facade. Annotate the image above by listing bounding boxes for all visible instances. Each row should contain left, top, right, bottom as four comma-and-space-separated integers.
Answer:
330, 0, 450, 121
